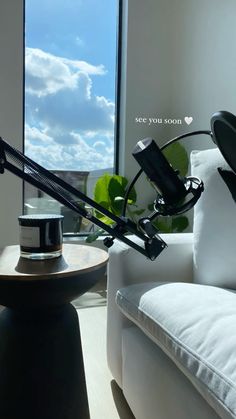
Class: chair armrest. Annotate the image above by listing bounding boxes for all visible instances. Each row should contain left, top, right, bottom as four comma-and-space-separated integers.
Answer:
108, 232, 193, 288
107, 233, 193, 387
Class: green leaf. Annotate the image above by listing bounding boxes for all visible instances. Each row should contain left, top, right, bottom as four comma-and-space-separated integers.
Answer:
163, 142, 189, 177
109, 175, 137, 214
152, 218, 173, 233
152, 215, 189, 233
94, 173, 112, 205
86, 230, 104, 243
111, 174, 137, 203
127, 200, 136, 206
94, 174, 129, 216
92, 172, 140, 239
96, 215, 115, 225
109, 177, 127, 214
109, 177, 127, 199
95, 202, 115, 225
172, 216, 189, 232
112, 174, 128, 190
95, 200, 110, 219
114, 196, 125, 202
126, 185, 137, 204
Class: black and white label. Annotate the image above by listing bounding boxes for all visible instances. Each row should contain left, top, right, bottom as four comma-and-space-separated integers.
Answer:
20, 226, 40, 248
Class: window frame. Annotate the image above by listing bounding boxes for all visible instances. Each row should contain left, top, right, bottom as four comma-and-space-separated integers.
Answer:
23, 0, 122, 238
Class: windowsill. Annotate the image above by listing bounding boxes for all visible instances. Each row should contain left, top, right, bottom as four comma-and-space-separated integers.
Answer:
63, 235, 108, 251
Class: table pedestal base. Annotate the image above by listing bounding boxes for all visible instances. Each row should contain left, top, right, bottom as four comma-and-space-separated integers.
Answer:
0, 303, 90, 419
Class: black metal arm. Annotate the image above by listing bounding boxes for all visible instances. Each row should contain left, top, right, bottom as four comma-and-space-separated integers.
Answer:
0, 137, 167, 260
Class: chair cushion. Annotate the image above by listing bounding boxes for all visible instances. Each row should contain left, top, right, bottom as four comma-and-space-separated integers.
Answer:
191, 148, 236, 288
116, 282, 236, 419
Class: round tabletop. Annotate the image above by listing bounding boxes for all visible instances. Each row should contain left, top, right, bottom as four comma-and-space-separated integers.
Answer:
0, 244, 108, 281
0, 244, 109, 308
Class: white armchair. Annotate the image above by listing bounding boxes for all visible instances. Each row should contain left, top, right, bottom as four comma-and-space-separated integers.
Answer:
107, 232, 193, 388
107, 149, 236, 419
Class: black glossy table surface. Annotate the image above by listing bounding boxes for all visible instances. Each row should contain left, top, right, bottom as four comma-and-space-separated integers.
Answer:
0, 243, 108, 419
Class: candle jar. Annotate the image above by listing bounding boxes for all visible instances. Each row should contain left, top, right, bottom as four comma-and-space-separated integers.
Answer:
18, 214, 64, 260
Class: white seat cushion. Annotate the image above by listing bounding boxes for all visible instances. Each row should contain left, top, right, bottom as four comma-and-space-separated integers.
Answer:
191, 148, 236, 288
116, 282, 236, 419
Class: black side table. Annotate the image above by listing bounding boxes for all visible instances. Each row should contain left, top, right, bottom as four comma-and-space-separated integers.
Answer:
0, 244, 108, 419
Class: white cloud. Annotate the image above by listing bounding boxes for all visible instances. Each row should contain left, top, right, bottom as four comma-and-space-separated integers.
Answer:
25, 134, 114, 171
25, 47, 114, 171
25, 125, 54, 145
93, 141, 106, 148
29, 75, 114, 134
62, 57, 106, 75
25, 47, 106, 97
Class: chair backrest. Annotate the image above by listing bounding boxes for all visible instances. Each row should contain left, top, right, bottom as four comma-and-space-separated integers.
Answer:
191, 148, 236, 289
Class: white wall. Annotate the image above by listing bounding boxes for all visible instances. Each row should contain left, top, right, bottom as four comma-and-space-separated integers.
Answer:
0, 1, 24, 247
119, 0, 173, 178
119, 0, 236, 211
168, 0, 236, 151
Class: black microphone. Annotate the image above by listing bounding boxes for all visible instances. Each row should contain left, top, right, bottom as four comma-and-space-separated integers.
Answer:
132, 137, 204, 217
132, 138, 187, 204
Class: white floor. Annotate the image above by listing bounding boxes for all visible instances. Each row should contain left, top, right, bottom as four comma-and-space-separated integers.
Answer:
78, 306, 135, 419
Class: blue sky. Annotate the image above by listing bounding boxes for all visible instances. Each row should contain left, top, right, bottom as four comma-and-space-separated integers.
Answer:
25, 0, 117, 171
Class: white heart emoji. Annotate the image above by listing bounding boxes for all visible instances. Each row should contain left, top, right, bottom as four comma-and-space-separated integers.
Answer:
184, 116, 193, 125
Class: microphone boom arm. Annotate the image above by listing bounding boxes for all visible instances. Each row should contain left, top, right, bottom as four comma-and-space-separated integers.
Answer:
0, 111, 232, 261
0, 137, 166, 260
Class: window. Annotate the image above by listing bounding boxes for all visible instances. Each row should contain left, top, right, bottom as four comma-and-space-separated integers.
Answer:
24, 0, 117, 234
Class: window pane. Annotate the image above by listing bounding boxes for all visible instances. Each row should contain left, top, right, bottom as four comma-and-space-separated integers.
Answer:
24, 0, 117, 234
